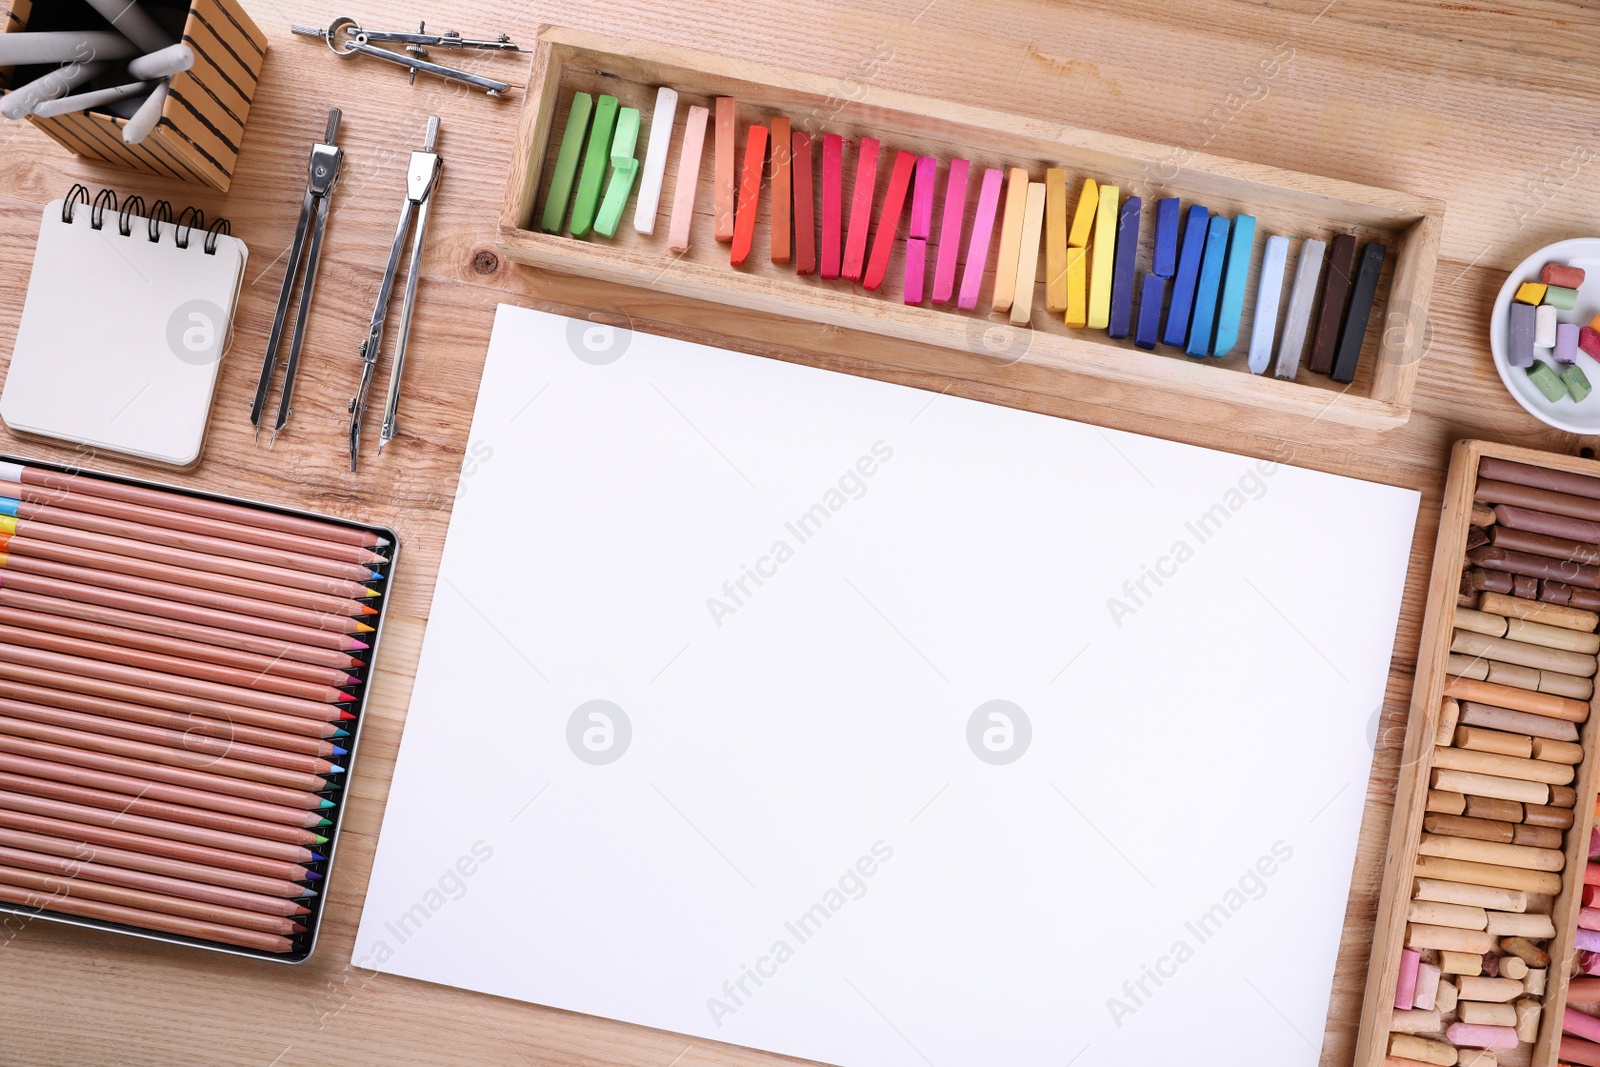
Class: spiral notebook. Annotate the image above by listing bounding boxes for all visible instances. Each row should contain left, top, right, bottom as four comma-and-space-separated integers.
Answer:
1, 187, 248, 467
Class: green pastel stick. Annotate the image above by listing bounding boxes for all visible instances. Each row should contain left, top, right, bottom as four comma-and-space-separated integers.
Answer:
1562, 364, 1592, 403
539, 92, 593, 234
1543, 285, 1579, 310
610, 106, 640, 164
595, 158, 640, 238
1527, 359, 1567, 403
570, 94, 619, 238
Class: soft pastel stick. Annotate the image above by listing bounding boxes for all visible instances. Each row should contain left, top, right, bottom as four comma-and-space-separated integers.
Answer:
932, 159, 970, 304
594, 159, 639, 238
632, 87, 678, 235
904, 238, 927, 304
992, 167, 1030, 312
1544, 263, 1587, 288
1162, 205, 1209, 346
821, 134, 844, 279
842, 137, 881, 282
540, 91, 592, 233
792, 131, 815, 275
1068, 178, 1098, 247
570, 94, 619, 238
1515, 281, 1548, 305
910, 156, 936, 239
1395, 947, 1421, 1010
730, 124, 768, 266
1010, 182, 1047, 326
1274, 238, 1324, 379
1557, 323, 1581, 364
1065, 246, 1088, 328
666, 105, 710, 254
1184, 214, 1231, 356
1211, 214, 1256, 356
1444, 1023, 1518, 1050
770, 117, 792, 264
1247, 235, 1289, 374
1309, 233, 1356, 373
610, 107, 640, 164
1087, 184, 1119, 329
1545, 285, 1580, 310
1536, 304, 1559, 347
1108, 195, 1141, 339
1330, 240, 1386, 383
864, 149, 916, 290
714, 97, 736, 242
1508, 302, 1536, 368
1135, 273, 1163, 349
1045, 168, 1069, 312
958, 167, 1004, 311
1153, 197, 1180, 277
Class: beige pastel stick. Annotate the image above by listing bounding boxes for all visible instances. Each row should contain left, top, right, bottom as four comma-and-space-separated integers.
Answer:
1430, 768, 1548, 805
1455, 975, 1523, 1002
1524, 968, 1546, 996
1530, 737, 1584, 764
1497, 955, 1528, 980
1471, 502, 1496, 526
991, 168, 1029, 312
1449, 654, 1489, 680
1434, 746, 1574, 785
1456, 1001, 1516, 1026
1453, 726, 1532, 758
1414, 878, 1526, 912
1435, 978, 1459, 1013
1486, 659, 1540, 690
1426, 789, 1467, 815
1436, 698, 1461, 746
1405, 921, 1495, 953
1389, 1007, 1443, 1034
1438, 949, 1482, 976
1458, 701, 1579, 741
1387, 1034, 1457, 1065
1417, 834, 1565, 873
1481, 590, 1600, 632
1456, 608, 1508, 637
1515, 998, 1541, 1043
1537, 669, 1593, 699
1414, 855, 1561, 894
1451, 629, 1598, 676
1008, 182, 1047, 326
1457, 1051, 1497, 1067
1506, 615, 1600, 653
1408, 899, 1488, 929
1442, 676, 1590, 721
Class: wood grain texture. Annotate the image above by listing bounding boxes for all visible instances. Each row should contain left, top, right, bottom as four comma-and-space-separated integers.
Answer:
1, 1, 1599, 1065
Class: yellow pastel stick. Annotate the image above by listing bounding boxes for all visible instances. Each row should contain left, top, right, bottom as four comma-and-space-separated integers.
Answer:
1065, 245, 1088, 328
1088, 183, 1119, 330
1515, 281, 1548, 305
1067, 178, 1099, 248
992, 167, 1030, 312
1045, 169, 1069, 312
1011, 182, 1048, 326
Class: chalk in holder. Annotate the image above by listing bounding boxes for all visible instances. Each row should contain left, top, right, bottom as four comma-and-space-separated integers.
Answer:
713, 97, 736, 242
992, 167, 1030, 312
728, 122, 766, 264
1309, 233, 1356, 374
1135, 274, 1163, 350
864, 149, 915, 290
909, 156, 936, 240
1107, 196, 1141, 339
83, 0, 174, 52
1185, 214, 1231, 357
842, 138, 881, 282
1162, 204, 1209, 347
770, 117, 792, 263
126, 43, 193, 81
791, 131, 815, 275
1274, 238, 1325, 380
1330, 241, 1386, 384
1010, 181, 1047, 326
958, 168, 1004, 311
1153, 197, 1180, 278
904, 239, 927, 305
665, 105, 709, 254
594, 107, 641, 239
1211, 214, 1256, 357
0, 60, 110, 120
1248, 235, 1289, 374
120, 78, 169, 146
1509, 303, 1536, 369
1087, 184, 1119, 329
31, 80, 152, 119
821, 134, 844, 279
0, 30, 137, 66
1045, 168, 1069, 312
632, 86, 678, 236
570, 94, 619, 238
540, 92, 592, 234
932, 158, 970, 304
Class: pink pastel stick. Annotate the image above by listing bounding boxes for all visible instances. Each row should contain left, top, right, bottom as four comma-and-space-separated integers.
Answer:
1584, 950, 1600, 975
1591, 826, 1600, 857
1446, 1022, 1519, 1049
667, 106, 710, 254
1583, 907, 1600, 931
1412, 962, 1440, 1010
904, 238, 926, 304
1578, 927, 1600, 952
1570, 1007, 1600, 1042
909, 156, 937, 239
932, 158, 970, 304
1393, 947, 1420, 1010
957, 167, 1004, 310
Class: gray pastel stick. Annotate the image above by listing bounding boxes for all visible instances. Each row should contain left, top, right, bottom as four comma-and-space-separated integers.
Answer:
121, 79, 169, 144
33, 81, 153, 118
1274, 237, 1326, 380
82, 0, 175, 52
0, 61, 112, 119
0, 30, 138, 66
1247, 235, 1289, 375
104, 92, 150, 119
126, 43, 193, 80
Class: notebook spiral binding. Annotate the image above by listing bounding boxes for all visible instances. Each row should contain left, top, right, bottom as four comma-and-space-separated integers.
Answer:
61, 183, 232, 255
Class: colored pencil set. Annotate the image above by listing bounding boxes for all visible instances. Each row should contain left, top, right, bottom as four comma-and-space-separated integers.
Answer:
536, 88, 1388, 384
0, 458, 392, 958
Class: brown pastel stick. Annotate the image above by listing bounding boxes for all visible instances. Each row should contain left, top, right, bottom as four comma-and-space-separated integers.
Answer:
1417, 833, 1564, 872
1499, 935, 1550, 966
1498, 502, 1600, 543
1450, 629, 1598, 676
1408, 898, 1489, 929
1438, 949, 1484, 976
1549, 783, 1576, 807
1481, 589, 1600, 631
1423, 813, 1513, 843
1426, 789, 1467, 815
1511, 823, 1562, 848
1437, 698, 1462, 746
1485, 911, 1555, 938
1442, 676, 1589, 721
1455, 975, 1526, 1002
1432, 747, 1573, 785
1467, 525, 1491, 551
1544, 580, 1600, 611
1453, 726, 1532, 758
1515, 574, 1539, 598
1456, 607, 1509, 637
1521, 802, 1574, 828
1530, 737, 1583, 763
1448, 654, 1489, 680
1466, 567, 1515, 594
1481, 455, 1600, 497
1476, 475, 1600, 522
1471, 544, 1600, 588
1459, 701, 1580, 741
1414, 854, 1561, 893
1431, 768, 1548, 804
1505, 615, 1600, 653
1405, 921, 1496, 952
1525, 968, 1546, 996
1463, 795, 1523, 822
1489, 522, 1600, 566
1414, 877, 1527, 912
1309, 233, 1356, 374
1472, 502, 1498, 526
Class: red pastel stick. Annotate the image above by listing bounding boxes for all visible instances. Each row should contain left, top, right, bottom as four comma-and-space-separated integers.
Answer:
792, 131, 816, 275
932, 158, 969, 304
821, 134, 844, 280
731, 124, 768, 266
842, 137, 880, 282
863, 149, 915, 290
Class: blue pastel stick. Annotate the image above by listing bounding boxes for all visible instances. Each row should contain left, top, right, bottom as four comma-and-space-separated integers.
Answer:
1161, 205, 1210, 347
1108, 195, 1142, 339
1210, 214, 1256, 357
1185, 215, 1232, 357
1153, 197, 1180, 277
1135, 273, 1164, 350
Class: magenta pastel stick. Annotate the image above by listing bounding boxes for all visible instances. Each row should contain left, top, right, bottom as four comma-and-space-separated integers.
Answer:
909, 156, 937, 239
1393, 947, 1419, 1010
1569, 1006, 1600, 1042
957, 167, 1004, 311
1584, 907, 1600, 932
932, 158, 970, 304
904, 238, 927, 304
1445, 1023, 1518, 1049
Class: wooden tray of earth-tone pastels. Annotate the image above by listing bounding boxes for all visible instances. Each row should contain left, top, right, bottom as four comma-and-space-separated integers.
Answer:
1356, 439, 1600, 1067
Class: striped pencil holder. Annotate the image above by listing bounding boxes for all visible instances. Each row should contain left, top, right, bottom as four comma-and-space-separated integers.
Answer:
0, 0, 266, 192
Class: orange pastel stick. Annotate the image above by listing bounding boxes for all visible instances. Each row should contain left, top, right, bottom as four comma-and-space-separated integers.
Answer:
714, 97, 736, 242
770, 117, 792, 264
731, 124, 768, 267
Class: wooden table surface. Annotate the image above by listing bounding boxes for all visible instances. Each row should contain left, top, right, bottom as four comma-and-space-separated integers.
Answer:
1, 1, 1596, 1064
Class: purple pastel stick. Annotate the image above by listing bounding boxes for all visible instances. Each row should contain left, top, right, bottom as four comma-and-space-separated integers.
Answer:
1509, 302, 1536, 368
1556, 321, 1580, 364
1576, 926, 1600, 952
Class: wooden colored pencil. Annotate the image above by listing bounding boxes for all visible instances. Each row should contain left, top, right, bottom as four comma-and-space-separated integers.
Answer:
0, 587, 368, 667
0, 572, 373, 647
0, 624, 359, 702
0, 606, 362, 687
0, 862, 305, 935
0, 876, 295, 951
0, 790, 323, 864
0, 843, 310, 917
0, 770, 327, 843
0, 462, 385, 548
0, 698, 343, 774
0, 826, 314, 897
0, 808, 317, 882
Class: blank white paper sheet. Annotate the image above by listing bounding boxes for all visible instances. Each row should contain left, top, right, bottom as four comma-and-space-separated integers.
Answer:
355, 304, 1420, 1067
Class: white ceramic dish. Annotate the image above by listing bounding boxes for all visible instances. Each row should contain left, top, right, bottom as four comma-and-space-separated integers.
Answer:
1489, 237, 1600, 434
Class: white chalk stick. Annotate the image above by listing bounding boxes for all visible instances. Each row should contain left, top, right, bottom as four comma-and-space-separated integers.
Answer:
127, 43, 193, 81
1248, 234, 1289, 374
122, 79, 169, 144
0, 61, 111, 119
32, 80, 153, 118
82, 0, 175, 52
633, 86, 679, 235
0, 30, 137, 66
1536, 304, 1558, 348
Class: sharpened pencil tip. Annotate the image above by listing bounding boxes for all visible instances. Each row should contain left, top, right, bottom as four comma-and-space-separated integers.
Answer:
343, 675, 362, 687
290, 922, 307, 934
356, 622, 375, 633
318, 798, 336, 809
362, 587, 381, 598
351, 640, 370, 650
298, 887, 318, 898
335, 691, 356, 702
310, 851, 325, 863
359, 604, 378, 616
314, 817, 331, 828
337, 709, 356, 721
328, 764, 345, 774
292, 905, 312, 916
332, 728, 350, 739
369, 569, 383, 581
375, 536, 391, 547
305, 870, 323, 881
313, 834, 328, 846
332, 744, 347, 757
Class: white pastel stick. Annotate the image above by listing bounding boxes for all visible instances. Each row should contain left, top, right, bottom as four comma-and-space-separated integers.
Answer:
121, 78, 169, 144
82, 0, 175, 52
1248, 234, 1289, 374
0, 30, 138, 66
126, 42, 192, 80
0, 61, 111, 119
633, 86, 679, 235
32, 80, 153, 118
1535, 304, 1558, 348
1274, 237, 1326, 380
